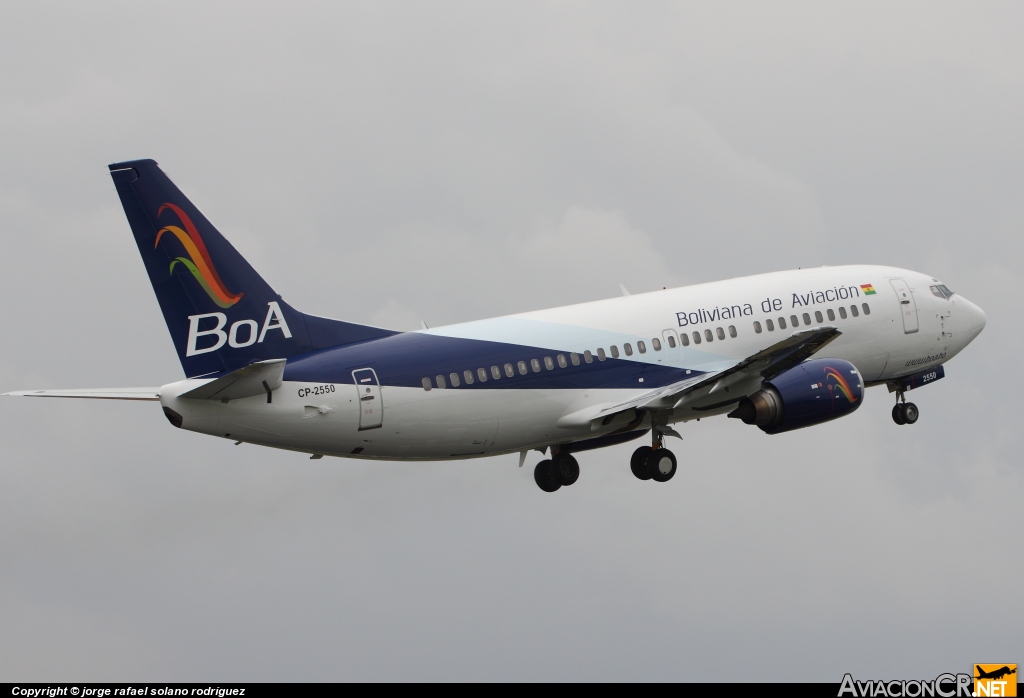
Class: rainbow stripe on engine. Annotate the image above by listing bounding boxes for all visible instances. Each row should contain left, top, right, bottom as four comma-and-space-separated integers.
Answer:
155, 203, 243, 308
824, 365, 857, 402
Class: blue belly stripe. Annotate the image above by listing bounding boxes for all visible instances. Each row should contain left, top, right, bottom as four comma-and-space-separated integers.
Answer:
282, 332, 704, 389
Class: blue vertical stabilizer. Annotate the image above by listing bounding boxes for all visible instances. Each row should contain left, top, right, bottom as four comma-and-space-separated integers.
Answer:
109, 159, 397, 377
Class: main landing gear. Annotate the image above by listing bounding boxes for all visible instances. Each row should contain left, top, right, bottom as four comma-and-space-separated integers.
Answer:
630, 436, 678, 483
534, 453, 580, 493
891, 389, 919, 425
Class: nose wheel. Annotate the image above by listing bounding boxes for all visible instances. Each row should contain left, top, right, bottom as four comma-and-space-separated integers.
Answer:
892, 390, 919, 425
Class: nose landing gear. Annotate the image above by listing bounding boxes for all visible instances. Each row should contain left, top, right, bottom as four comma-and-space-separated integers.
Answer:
891, 389, 919, 425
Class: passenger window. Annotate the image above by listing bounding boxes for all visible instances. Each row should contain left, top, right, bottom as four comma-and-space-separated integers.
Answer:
652, 338, 661, 351
827, 309, 835, 321
504, 363, 514, 377
597, 348, 606, 361
422, 377, 432, 391
850, 305, 859, 317
729, 325, 737, 338
450, 372, 460, 387
610, 346, 620, 359
638, 341, 646, 354
716, 327, 725, 340
838, 306, 847, 319
754, 321, 762, 334
584, 350, 594, 364
517, 361, 528, 375
704, 329, 713, 342
680, 333, 689, 346
463, 370, 474, 385
477, 368, 488, 382
778, 317, 787, 329
766, 318, 774, 331
623, 343, 633, 356
667, 335, 677, 348
531, 358, 541, 372
862, 303, 870, 315
570, 353, 580, 366
557, 354, 567, 368
692, 331, 701, 345
492, 366, 502, 380
803, 313, 811, 325
790, 315, 799, 327
436, 374, 446, 389
544, 356, 554, 370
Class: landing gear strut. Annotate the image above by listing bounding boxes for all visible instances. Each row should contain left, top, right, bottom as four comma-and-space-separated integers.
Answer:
534, 452, 580, 492
630, 432, 677, 483
891, 389, 919, 425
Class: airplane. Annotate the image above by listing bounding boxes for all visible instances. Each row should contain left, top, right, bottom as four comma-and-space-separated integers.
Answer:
975, 666, 1016, 681
3, 159, 987, 492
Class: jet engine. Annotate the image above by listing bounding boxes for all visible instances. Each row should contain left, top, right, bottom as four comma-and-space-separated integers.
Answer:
727, 358, 863, 434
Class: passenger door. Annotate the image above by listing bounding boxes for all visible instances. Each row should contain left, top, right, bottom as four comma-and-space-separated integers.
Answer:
889, 279, 919, 334
352, 368, 383, 430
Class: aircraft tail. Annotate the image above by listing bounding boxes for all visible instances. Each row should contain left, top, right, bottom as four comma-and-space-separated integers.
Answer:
109, 159, 397, 378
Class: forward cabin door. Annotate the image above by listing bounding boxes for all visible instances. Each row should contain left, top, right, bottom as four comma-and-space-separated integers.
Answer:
352, 368, 383, 430
890, 279, 919, 334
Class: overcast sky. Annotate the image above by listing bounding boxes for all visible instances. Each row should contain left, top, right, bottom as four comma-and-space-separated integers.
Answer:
1, 1, 1021, 681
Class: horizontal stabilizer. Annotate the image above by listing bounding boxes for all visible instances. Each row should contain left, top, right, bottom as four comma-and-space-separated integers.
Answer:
178, 359, 285, 401
3, 388, 160, 401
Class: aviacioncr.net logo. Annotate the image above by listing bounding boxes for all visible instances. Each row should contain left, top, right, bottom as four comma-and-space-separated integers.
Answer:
839, 673, 973, 698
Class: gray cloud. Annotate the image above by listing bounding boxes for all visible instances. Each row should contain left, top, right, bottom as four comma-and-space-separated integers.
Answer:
0, 1, 1020, 680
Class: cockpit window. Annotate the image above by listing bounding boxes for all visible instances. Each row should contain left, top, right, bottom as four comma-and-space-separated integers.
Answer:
930, 285, 945, 299
938, 284, 953, 298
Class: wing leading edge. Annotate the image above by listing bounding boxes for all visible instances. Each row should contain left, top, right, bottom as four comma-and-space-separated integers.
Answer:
560, 326, 843, 428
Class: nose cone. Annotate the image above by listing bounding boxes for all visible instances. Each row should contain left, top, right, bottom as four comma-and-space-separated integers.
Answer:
959, 296, 986, 338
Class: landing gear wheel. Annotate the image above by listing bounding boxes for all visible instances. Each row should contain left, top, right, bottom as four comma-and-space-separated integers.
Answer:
551, 454, 580, 486
892, 404, 907, 425
533, 460, 561, 492
902, 402, 919, 424
631, 446, 653, 480
648, 449, 677, 483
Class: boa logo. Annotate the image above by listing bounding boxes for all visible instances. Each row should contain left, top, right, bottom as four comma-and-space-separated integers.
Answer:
186, 302, 292, 357
824, 365, 858, 403
156, 203, 244, 308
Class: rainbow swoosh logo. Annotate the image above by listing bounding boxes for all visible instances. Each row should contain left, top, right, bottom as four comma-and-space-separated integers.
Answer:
155, 203, 243, 308
824, 365, 858, 403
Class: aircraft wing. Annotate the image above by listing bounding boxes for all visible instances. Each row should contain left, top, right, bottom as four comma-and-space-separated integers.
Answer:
569, 326, 842, 426
2, 388, 160, 401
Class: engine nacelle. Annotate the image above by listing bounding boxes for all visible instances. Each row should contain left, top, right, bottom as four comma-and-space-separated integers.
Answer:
728, 358, 864, 434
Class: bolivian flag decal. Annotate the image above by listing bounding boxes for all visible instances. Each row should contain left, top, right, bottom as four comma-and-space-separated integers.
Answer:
860, 284, 877, 295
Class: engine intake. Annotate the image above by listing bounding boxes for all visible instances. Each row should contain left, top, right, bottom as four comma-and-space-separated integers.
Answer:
728, 358, 863, 434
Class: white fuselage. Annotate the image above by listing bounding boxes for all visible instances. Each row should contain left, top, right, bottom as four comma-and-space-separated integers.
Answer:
158, 265, 985, 460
